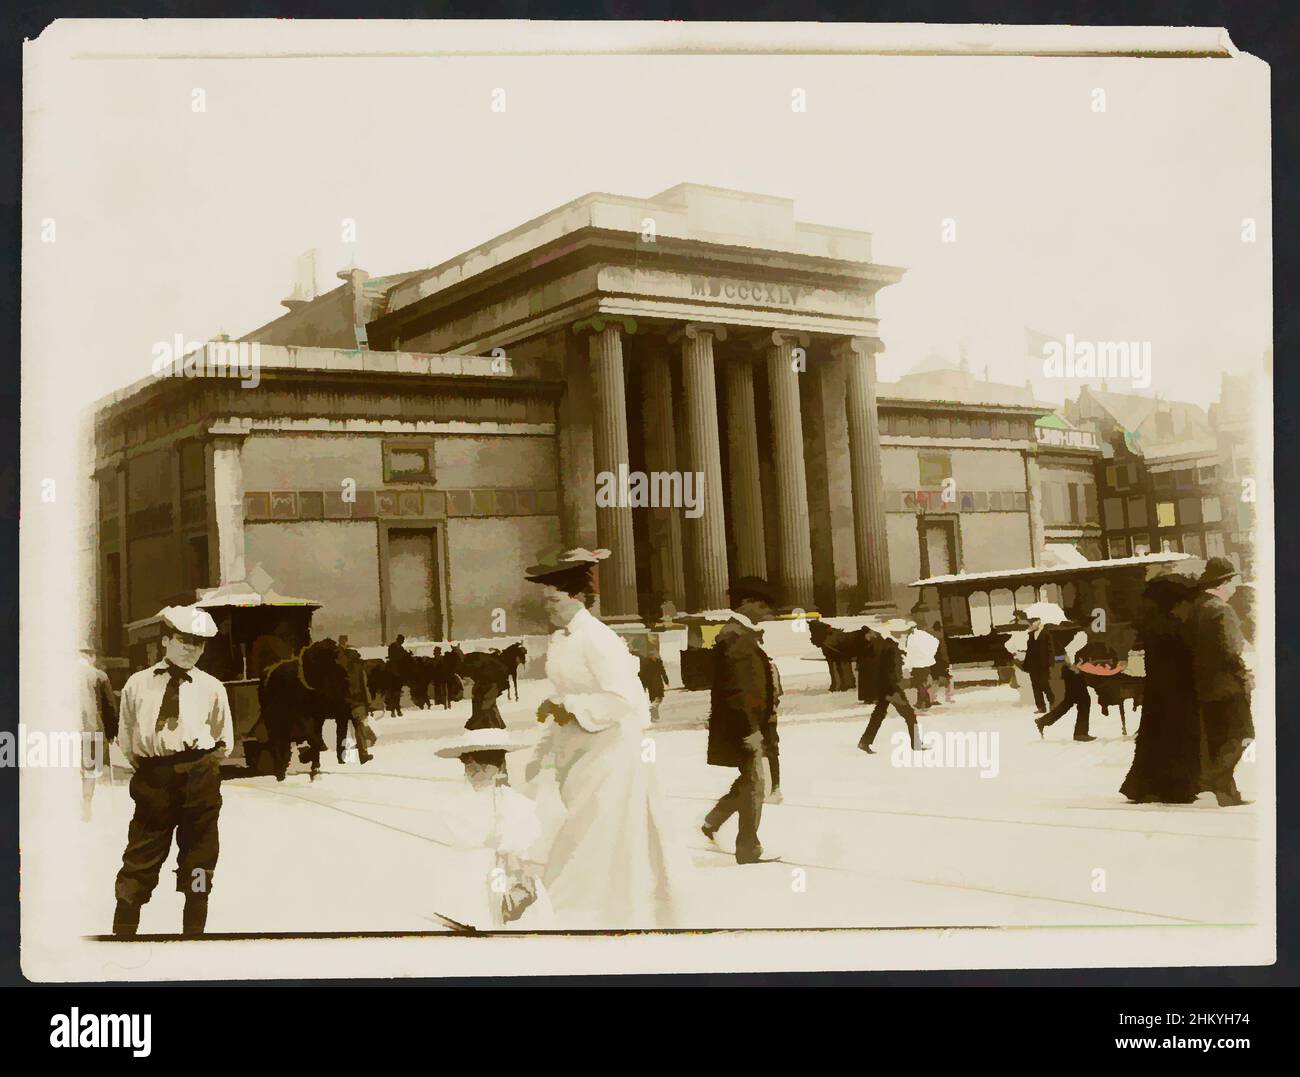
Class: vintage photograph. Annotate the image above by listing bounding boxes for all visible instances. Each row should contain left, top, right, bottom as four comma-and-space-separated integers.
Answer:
18, 20, 1274, 980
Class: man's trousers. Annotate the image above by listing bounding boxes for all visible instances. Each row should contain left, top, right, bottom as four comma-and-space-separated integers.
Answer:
704, 744, 765, 862
115, 749, 222, 907
859, 692, 921, 751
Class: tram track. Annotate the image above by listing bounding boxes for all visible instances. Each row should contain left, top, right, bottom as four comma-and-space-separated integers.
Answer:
227, 769, 1237, 928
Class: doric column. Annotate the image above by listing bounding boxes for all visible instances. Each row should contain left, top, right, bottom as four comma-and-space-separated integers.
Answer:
765, 331, 815, 609
678, 324, 729, 612
641, 343, 687, 611
583, 319, 638, 619
722, 357, 767, 578
835, 336, 892, 606
205, 434, 246, 586
1024, 451, 1045, 567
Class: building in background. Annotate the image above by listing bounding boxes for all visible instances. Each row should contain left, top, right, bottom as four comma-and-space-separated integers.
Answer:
89, 184, 912, 651
874, 356, 1060, 615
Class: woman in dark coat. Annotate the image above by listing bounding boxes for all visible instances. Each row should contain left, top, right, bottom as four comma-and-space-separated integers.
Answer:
463, 651, 509, 731
1119, 573, 1201, 804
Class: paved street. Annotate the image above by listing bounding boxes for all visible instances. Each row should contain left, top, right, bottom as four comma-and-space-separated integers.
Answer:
77, 665, 1261, 936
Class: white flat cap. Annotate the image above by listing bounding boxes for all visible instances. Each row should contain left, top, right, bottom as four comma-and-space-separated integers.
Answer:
158, 605, 219, 638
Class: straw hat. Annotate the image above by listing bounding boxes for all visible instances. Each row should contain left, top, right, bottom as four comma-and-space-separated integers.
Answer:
433, 727, 532, 758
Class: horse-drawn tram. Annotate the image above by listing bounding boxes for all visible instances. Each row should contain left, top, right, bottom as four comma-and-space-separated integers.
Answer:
123, 579, 323, 773
910, 550, 1194, 724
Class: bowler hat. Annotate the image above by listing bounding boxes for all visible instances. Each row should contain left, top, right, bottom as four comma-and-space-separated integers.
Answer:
1198, 556, 1239, 589
729, 575, 777, 606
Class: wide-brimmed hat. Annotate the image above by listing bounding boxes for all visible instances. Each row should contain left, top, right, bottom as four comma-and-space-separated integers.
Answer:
434, 727, 532, 758
881, 617, 916, 635
524, 547, 610, 583
1198, 556, 1239, 589
159, 605, 218, 638
729, 575, 777, 606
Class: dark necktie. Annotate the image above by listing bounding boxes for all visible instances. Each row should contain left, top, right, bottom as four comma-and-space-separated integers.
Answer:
154, 664, 192, 733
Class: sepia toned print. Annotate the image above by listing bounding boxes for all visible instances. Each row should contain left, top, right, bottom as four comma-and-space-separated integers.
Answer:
19, 20, 1273, 979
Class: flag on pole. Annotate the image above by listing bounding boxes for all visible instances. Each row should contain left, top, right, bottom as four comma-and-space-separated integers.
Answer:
1025, 327, 1062, 358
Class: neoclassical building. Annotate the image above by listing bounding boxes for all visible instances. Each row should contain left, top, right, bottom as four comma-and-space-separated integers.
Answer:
89, 184, 1077, 651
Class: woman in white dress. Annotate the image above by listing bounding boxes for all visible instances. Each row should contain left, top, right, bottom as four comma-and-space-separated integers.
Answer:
523, 549, 681, 929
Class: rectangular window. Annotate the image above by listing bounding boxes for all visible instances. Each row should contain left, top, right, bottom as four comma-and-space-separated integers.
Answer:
1126, 496, 1147, 529
1202, 496, 1223, 523
1174, 468, 1195, 490
179, 441, 206, 492
1156, 501, 1177, 528
1107, 535, 1130, 559
950, 416, 971, 438
1205, 531, 1226, 558
1178, 497, 1202, 525
1084, 485, 1099, 523
972, 418, 991, 439
383, 441, 435, 483
1153, 470, 1174, 491
1103, 497, 1125, 530
992, 418, 1010, 439
1131, 533, 1151, 556
1183, 532, 1204, 558
918, 454, 953, 487
1068, 483, 1083, 524
933, 416, 952, 437
1198, 464, 1218, 484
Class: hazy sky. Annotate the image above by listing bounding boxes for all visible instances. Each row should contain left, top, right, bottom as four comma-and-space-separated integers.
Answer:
26, 29, 1272, 413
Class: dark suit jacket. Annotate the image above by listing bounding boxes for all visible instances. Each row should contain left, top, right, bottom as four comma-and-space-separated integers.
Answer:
854, 630, 883, 702
1191, 592, 1250, 702
1023, 629, 1056, 677
875, 636, 905, 698
707, 619, 776, 768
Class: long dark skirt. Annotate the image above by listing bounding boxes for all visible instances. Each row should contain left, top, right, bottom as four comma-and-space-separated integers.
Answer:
465, 685, 505, 731
1120, 644, 1201, 804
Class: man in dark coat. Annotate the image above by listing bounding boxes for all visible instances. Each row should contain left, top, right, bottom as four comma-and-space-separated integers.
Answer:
1034, 629, 1096, 742
702, 576, 779, 864
1023, 617, 1057, 713
857, 620, 923, 754
1190, 557, 1254, 806
336, 635, 374, 764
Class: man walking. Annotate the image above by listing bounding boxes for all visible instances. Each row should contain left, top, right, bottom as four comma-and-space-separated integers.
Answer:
858, 619, 924, 754
702, 577, 780, 864
1035, 628, 1095, 742
1191, 557, 1254, 806
113, 605, 233, 936
78, 647, 119, 822
336, 635, 374, 764
1023, 616, 1056, 713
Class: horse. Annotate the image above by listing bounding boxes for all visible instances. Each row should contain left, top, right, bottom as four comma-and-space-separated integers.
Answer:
366, 660, 405, 717
258, 638, 353, 781
499, 641, 528, 700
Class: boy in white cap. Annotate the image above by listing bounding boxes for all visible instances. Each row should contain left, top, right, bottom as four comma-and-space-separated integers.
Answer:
111, 605, 234, 936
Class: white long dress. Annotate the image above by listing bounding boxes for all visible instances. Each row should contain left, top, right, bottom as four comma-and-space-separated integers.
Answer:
528, 607, 681, 929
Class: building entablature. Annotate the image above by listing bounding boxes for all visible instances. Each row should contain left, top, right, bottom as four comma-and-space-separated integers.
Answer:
369, 191, 905, 355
